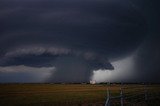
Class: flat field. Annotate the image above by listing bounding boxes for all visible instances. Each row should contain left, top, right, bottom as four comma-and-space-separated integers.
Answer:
0, 84, 159, 106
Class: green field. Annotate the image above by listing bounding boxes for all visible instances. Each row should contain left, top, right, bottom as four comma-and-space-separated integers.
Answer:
0, 84, 160, 106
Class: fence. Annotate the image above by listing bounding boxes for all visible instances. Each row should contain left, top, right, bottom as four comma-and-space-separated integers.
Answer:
105, 84, 160, 106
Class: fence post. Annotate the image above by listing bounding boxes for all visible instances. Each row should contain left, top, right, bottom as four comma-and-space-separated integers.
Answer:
105, 88, 110, 106
120, 88, 124, 106
144, 85, 147, 101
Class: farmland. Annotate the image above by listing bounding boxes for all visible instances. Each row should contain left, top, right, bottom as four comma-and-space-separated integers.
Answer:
0, 84, 160, 106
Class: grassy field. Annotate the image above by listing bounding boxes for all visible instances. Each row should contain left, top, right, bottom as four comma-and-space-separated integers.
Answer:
0, 84, 160, 106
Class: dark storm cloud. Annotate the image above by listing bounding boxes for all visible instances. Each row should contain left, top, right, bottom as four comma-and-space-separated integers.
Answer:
127, 0, 160, 82
134, 35, 160, 82
0, 0, 147, 55
0, 0, 150, 82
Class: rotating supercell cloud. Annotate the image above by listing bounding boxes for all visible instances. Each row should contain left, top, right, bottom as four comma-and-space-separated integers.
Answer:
0, 0, 160, 83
